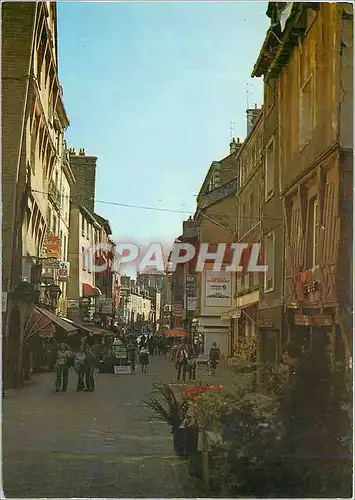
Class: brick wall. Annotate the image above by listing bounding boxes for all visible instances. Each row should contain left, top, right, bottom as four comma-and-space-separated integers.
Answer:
2, 2, 37, 291
69, 150, 97, 213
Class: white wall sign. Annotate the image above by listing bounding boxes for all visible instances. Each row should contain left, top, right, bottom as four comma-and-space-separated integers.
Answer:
205, 271, 232, 308
58, 261, 70, 282
102, 298, 113, 314
114, 365, 131, 375
187, 297, 197, 311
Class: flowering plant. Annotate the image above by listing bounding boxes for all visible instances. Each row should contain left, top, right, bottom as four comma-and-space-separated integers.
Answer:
185, 387, 226, 431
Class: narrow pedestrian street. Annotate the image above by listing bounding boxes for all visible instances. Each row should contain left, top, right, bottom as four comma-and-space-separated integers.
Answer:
3, 357, 200, 498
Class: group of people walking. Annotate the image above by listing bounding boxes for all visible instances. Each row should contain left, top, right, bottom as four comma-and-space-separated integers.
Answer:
55, 342, 96, 393
170, 340, 221, 383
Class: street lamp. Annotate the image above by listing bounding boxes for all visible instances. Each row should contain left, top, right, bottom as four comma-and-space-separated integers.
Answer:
46, 283, 62, 312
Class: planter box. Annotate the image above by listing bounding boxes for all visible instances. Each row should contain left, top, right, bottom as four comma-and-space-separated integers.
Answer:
172, 426, 198, 457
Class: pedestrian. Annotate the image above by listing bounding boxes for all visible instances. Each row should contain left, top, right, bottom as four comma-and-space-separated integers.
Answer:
175, 341, 189, 384
187, 343, 198, 382
127, 335, 137, 372
209, 342, 221, 376
139, 335, 147, 351
75, 346, 87, 392
55, 343, 71, 392
147, 336, 154, 355
139, 345, 149, 372
84, 346, 96, 392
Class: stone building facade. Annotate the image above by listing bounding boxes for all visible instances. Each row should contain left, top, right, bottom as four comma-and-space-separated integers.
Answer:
2, 2, 70, 387
252, 2, 353, 366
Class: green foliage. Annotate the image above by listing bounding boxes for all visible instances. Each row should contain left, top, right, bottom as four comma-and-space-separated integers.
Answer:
196, 348, 352, 498
144, 383, 188, 429
185, 389, 227, 433
232, 336, 257, 362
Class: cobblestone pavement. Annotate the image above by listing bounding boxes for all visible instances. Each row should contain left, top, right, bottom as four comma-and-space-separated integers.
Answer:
3, 356, 204, 499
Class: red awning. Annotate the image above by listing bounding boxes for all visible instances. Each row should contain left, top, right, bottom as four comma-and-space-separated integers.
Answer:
24, 309, 56, 339
82, 283, 102, 297
166, 329, 188, 337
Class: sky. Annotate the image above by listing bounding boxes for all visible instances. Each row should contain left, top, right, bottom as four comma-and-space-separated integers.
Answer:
57, 1, 269, 262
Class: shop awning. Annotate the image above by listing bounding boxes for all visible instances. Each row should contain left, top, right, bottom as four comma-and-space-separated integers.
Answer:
61, 318, 93, 336
62, 318, 106, 336
165, 329, 188, 337
82, 283, 102, 297
35, 307, 78, 334
25, 309, 56, 339
221, 308, 241, 320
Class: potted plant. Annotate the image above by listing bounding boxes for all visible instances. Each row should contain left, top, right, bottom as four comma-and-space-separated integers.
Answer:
144, 383, 190, 456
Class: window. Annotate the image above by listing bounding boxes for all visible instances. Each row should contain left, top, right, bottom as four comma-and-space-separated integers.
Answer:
81, 215, 85, 236
264, 232, 275, 292
82, 246, 86, 270
63, 235, 67, 260
52, 215, 57, 235
265, 138, 275, 200
300, 74, 314, 148
47, 207, 52, 230
306, 196, 319, 269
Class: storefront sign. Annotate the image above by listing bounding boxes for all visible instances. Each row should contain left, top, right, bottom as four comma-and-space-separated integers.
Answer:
205, 271, 232, 308
43, 234, 62, 259
295, 313, 333, 326
114, 345, 127, 359
186, 275, 196, 311
173, 302, 183, 315
102, 298, 113, 314
294, 313, 313, 326
187, 297, 197, 311
57, 261, 70, 282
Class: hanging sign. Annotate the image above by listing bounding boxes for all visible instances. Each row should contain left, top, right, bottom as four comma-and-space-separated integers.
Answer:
58, 261, 70, 282
43, 234, 62, 259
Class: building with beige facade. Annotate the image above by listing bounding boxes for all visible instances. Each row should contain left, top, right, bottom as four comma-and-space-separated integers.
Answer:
2, 2, 73, 387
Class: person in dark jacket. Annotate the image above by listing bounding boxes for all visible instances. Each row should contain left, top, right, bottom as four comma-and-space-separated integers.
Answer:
209, 342, 221, 376
187, 343, 198, 381
84, 346, 96, 392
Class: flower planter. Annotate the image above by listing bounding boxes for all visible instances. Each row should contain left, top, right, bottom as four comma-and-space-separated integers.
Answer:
172, 426, 199, 456
173, 427, 187, 456
185, 426, 199, 455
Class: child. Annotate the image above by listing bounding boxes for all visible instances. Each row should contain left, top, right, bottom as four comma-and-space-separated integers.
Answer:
139, 345, 149, 372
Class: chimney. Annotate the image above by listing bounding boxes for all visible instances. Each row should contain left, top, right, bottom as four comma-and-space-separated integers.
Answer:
229, 137, 242, 154
246, 103, 262, 136
79, 148, 85, 156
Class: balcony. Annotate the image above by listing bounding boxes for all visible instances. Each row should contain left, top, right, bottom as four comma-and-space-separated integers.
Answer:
49, 180, 61, 208
198, 177, 238, 210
